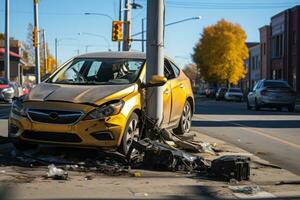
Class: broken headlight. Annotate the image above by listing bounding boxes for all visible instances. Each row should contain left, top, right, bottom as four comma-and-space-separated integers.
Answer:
11, 99, 26, 117
83, 100, 124, 120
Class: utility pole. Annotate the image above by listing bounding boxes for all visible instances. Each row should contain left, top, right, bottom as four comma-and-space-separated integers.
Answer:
146, 0, 165, 126
118, 0, 122, 51
141, 18, 145, 52
42, 30, 48, 74
33, 0, 41, 84
122, 0, 132, 51
4, 0, 10, 82
55, 38, 58, 68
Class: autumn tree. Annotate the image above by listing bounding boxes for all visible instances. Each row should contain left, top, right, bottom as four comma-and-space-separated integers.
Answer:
192, 19, 248, 87
183, 63, 198, 85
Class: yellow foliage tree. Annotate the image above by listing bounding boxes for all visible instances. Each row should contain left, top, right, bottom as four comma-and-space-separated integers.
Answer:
193, 19, 249, 86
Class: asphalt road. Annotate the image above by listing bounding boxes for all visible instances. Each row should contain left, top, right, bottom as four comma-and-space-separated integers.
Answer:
1, 100, 300, 176
193, 99, 300, 176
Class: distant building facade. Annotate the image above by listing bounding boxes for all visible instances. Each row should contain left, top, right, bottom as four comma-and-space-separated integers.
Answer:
259, 25, 271, 80
248, 44, 261, 89
0, 37, 28, 83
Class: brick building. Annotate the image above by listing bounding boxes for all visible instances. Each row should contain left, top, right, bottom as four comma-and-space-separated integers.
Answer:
268, 6, 300, 95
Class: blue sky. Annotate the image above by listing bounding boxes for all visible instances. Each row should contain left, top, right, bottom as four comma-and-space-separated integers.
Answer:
1, 0, 300, 67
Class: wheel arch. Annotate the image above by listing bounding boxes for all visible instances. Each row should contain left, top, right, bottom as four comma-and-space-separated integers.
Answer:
186, 96, 194, 116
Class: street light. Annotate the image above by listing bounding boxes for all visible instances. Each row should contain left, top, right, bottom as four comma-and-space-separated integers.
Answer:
132, 16, 202, 37
84, 12, 114, 21
78, 32, 111, 51
55, 37, 80, 67
136, 16, 202, 52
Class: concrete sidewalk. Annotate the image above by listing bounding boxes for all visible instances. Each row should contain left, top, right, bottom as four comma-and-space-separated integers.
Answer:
0, 125, 300, 199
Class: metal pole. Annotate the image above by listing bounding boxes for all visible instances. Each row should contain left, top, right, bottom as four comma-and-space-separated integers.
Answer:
55, 38, 58, 67
142, 18, 145, 52
4, 0, 10, 81
33, 0, 40, 84
122, 0, 132, 51
118, 0, 122, 51
146, 0, 165, 126
42, 30, 48, 74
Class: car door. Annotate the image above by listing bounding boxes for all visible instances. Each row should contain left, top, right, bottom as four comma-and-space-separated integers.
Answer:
161, 61, 172, 127
165, 59, 186, 124
248, 81, 260, 106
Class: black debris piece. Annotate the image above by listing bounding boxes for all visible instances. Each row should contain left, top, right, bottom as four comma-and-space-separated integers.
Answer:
210, 155, 250, 181
128, 138, 210, 172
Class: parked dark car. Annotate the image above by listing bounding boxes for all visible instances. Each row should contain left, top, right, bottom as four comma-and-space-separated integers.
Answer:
205, 87, 217, 98
216, 87, 227, 101
247, 80, 296, 112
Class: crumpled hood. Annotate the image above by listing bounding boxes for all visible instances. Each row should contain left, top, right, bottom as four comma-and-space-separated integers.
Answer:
27, 83, 135, 105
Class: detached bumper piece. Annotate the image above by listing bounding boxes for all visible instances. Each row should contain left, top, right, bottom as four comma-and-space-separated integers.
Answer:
128, 138, 210, 172
210, 155, 250, 181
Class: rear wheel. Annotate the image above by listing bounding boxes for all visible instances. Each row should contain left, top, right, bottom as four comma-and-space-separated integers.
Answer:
173, 101, 192, 135
254, 99, 260, 111
288, 105, 295, 112
119, 113, 140, 155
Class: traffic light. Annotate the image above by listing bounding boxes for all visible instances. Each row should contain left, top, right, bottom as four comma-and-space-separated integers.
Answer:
32, 27, 38, 47
112, 21, 123, 42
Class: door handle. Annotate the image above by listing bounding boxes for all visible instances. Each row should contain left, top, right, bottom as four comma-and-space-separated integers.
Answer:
180, 83, 184, 88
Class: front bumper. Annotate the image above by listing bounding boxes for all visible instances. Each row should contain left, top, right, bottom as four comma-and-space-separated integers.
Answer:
8, 102, 128, 149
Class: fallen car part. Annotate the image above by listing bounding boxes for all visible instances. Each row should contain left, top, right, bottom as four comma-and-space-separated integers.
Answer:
210, 155, 250, 181
127, 138, 210, 172
229, 185, 260, 195
46, 164, 68, 180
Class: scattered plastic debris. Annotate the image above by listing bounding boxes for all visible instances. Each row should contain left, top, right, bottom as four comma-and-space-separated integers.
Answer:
128, 138, 210, 172
210, 155, 250, 181
199, 142, 215, 155
46, 164, 68, 180
229, 185, 261, 195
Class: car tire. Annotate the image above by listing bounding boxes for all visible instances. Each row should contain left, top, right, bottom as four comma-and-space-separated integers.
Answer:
173, 101, 192, 135
13, 140, 38, 151
288, 105, 295, 112
247, 100, 251, 110
119, 112, 140, 156
254, 99, 260, 111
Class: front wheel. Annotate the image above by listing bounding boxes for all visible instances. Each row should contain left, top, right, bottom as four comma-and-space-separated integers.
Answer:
173, 101, 192, 135
119, 113, 140, 155
247, 100, 251, 110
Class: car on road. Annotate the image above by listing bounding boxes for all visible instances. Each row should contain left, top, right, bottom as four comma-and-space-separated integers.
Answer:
224, 88, 243, 102
247, 80, 296, 112
0, 78, 21, 103
215, 87, 227, 101
205, 87, 217, 98
8, 52, 194, 155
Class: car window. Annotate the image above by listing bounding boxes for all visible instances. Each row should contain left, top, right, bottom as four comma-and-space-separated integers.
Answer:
164, 60, 176, 80
49, 58, 144, 85
169, 61, 180, 77
252, 81, 260, 91
0, 78, 8, 84
229, 88, 241, 93
263, 81, 289, 88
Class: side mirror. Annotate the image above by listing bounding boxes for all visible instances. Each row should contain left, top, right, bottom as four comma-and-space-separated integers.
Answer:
147, 75, 167, 87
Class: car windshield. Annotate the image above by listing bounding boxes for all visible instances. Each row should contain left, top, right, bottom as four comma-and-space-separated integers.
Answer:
229, 88, 241, 93
264, 81, 289, 88
0, 78, 8, 84
48, 58, 145, 85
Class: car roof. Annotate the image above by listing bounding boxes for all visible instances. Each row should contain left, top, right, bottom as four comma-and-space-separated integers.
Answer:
75, 51, 176, 63
76, 51, 146, 60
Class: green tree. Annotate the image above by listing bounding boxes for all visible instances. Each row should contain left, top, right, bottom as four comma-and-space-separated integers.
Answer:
193, 19, 249, 87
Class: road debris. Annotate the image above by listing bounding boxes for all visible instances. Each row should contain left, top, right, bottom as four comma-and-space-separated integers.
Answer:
128, 138, 210, 172
210, 155, 250, 181
46, 164, 68, 180
229, 185, 260, 194
275, 180, 300, 185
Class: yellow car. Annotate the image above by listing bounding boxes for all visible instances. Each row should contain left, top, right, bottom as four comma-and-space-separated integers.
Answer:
8, 52, 194, 154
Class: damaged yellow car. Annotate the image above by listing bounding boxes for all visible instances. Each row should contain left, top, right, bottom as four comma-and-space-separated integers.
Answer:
8, 52, 194, 154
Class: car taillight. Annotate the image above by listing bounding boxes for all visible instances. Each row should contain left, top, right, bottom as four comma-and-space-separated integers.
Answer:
261, 90, 268, 96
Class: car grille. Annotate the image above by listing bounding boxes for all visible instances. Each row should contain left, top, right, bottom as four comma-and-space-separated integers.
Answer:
22, 131, 82, 143
27, 109, 83, 124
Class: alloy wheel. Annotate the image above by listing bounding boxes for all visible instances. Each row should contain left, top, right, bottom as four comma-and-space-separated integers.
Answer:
182, 103, 192, 133
124, 118, 140, 153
